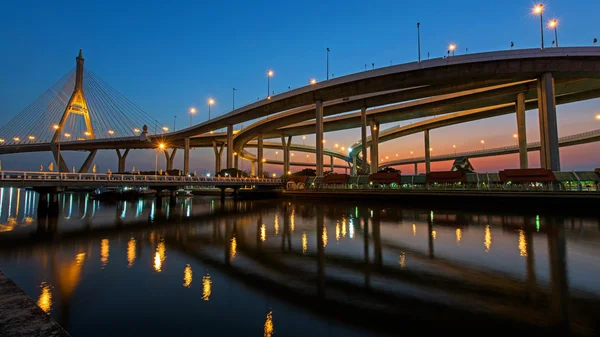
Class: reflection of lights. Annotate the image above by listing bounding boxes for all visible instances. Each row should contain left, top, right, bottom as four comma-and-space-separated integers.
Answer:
322, 226, 328, 247
290, 209, 295, 232
260, 224, 267, 242
230, 236, 237, 261
183, 264, 193, 288
412, 224, 416, 236
349, 219, 355, 239
519, 230, 527, 257
399, 252, 406, 269
37, 282, 52, 313
302, 233, 308, 254
154, 252, 161, 272
127, 238, 136, 267
274, 214, 279, 236
484, 225, 492, 253
100, 239, 109, 268
432, 230, 437, 240
335, 222, 340, 241
75, 253, 86, 266
154, 240, 166, 272
202, 274, 212, 301
456, 228, 462, 244
341, 218, 347, 237
264, 311, 274, 337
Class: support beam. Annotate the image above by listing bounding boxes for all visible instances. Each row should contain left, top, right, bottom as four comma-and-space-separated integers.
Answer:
516, 92, 529, 169
257, 134, 264, 177
212, 140, 224, 174
281, 135, 292, 174
351, 155, 358, 175
369, 120, 380, 173
537, 72, 560, 171
78, 150, 97, 173
50, 144, 69, 173
116, 149, 130, 173
251, 161, 256, 176
163, 148, 177, 172
184, 137, 190, 175
315, 100, 324, 176
360, 107, 368, 173
424, 129, 431, 174
226, 125, 234, 169
414, 162, 418, 175
329, 156, 334, 173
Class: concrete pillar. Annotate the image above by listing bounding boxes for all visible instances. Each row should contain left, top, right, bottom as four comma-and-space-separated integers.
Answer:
79, 150, 97, 173
414, 162, 418, 175
226, 125, 234, 169
329, 156, 334, 173
116, 149, 130, 173
212, 140, 224, 174
351, 154, 358, 175
163, 149, 177, 171
257, 134, 264, 177
251, 161, 256, 176
424, 129, 431, 174
184, 137, 190, 175
315, 100, 324, 176
369, 120, 379, 173
537, 72, 560, 171
234, 155, 239, 170
360, 107, 368, 173
516, 93, 529, 169
281, 135, 291, 174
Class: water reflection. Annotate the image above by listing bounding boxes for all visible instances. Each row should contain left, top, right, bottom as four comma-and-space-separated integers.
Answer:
0, 193, 599, 337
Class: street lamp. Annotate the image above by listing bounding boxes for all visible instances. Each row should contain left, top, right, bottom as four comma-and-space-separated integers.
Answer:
189, 107, 196, 127
453, 144, 456, 155
326, 48, 330, 80
548, 19, 559, 47
310, 78, 317, 85
275, 151, 279, 161
533, 4, 545, 49
302, 136, 306, 145
207, 98, 215, 120
449, 43, 456, 56
267, 70, 274, 99
596, 113, 600, 121
156, 142, 166, 176
481, 140, 485, 150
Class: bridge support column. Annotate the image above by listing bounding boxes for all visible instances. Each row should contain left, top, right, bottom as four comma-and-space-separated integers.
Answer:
516, 93, 529, 169
424, 129, 431, 174
79, 150, 97, 173
351, 154, 358, 175
369, 120, 379, 173
227, 125, 234, 169
537, 72, 560, 171
257, 134, 264, 178
212, 140, 224, 175
116, 149, 130, 173
184, 137, 190, 175
414, 162, 418, 175
315, 100, 324, 176
50, 143, 69, 173
163, 148, 177, 172
360, 107, 368, 173
329, 156, 334, 173
281, 135, 291, 175
251, 161, 256, 176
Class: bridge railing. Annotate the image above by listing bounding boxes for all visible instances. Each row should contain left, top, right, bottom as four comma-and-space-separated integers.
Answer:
0, 171, 282, 184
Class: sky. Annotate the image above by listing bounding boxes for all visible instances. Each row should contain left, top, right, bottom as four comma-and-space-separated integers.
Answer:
0, 0, 599, 175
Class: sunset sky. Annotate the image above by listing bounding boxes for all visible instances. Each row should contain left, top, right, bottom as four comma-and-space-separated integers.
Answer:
1, 0, 599, 174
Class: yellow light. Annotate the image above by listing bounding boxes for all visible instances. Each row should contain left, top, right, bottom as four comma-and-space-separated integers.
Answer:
287, 171, 291, 174
386, 156, 389, 159
484, 225, 492, 253
334, 143, 339, 148
0, 139, 4, 143
202, 274, 212, 301
449, 43, 456, 51
274, 214, 279, 235
322, 226, 328, 247
127, 238, 136, 268
154, 240, 166, 272
432, 230, 437, 240
519, 229, 527, 257
28, 136, 35, 140
429, 148, 433, 152
267, 70, 274, 77
158, 143, 166, 150
100, 239, 109, 268
290, 209, 295, 232
291, 153, 294, 156
322, 139, 326, 143
310, 78, 317, 85
341, 147, 345, 151
399, 252, 406, 269
234, 152, 238, 156
412, 224, 416, 236
84, 131, 91, 136
108, 130, 115, 135
264, 311, 274, 337
481, 140, 485, 144
262, 158, 266, 162
52, 124, 59, 130
595, 114, 600, 120
260, 224, 266, 242
208, 98, 215, 105
302, 136, 306, 140
183, 264, 193, 288
230, 236, 237, 261
134, 128, 140, 133
456, 228, 462, 244
302, 233, 308, 254
513, 134, 518, 138
548, 19, 558, 28
64, 133, 71, 138
13, 137, 20, 141
336, 222, 340, 241
37, 282, 53, 313
162, 126, 169, 131
272, 173, 276, 177
453, 144, 456, 148
275, 151, 278, 154
190, 107, 196, 114
533, 4, 543, 14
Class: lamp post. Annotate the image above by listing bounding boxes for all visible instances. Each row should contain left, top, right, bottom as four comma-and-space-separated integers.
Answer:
53, 124, 61, 172
548, 19, 558, 47
326, 48, 330, 80
173, 116, 177, 131
156, 143, 165, 176
417, 22, 421, 62
302, 136, 306, 146
449, 43, 456, 56
208, 98, 215, 120
232, 88, 236, 110
513, 133, 518, 146
481, 140, 485, 150
267, 70, 273, 99
189, 107, 196, 127
533, 4, 544, 49
453, 144, 456, 155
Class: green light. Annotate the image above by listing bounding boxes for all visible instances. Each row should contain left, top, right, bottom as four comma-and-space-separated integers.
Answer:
355, 207, 358, 218
536, 215, 540, 232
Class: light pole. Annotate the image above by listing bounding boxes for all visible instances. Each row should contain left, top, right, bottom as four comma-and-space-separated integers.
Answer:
326, 48, 330, 80
173, 116, 177, 131
155, 143, 165, 176
449, 43, 456, 56
232, 88, 236, 110
481, 140, 485, 150
275, 151, 279, 161
548, 19, 558, 47
453, 144, 456, 155
53, 124, 61, 172
189, 107, 196, 127
417, 22, 421, 62
208, 98, 215, 120
533, 4, 544, 49
302, 136, 306, 146
513, 133, 518, 146
267, 70, 273, 99
596, 114, 600, 121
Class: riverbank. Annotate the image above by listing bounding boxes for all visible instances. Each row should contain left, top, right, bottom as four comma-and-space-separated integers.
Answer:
0, 271, 70, 337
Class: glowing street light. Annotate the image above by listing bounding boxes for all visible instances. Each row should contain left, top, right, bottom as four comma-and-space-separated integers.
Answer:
596, 113, 600, 121
207, 99, 215, 120
0, 139, 4, 143
302, 136, 306, 145
28, 136, 35, 140
64, 133, 71, 138
84, 131, 91, 136
162, 126, 169, 132
310, 78, 317, 85
134, 128, 140, 133
453, 144, 456, 155
449, 43, 456, 56
155, 142, 166, 176
108, 130, 115, 135
267, 70, 274, 99
189, 107, 196, 127
53, 124, 59, 130
13, 137, 20, 142
533, 4, 545, 49
481, 140, 485, 150
548, 19, 559, 47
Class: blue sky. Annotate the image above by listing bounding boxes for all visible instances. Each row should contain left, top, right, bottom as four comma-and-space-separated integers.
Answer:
1, 0, 599, 174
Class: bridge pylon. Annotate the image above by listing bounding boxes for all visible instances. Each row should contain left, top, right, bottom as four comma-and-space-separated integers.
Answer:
51, 49, 96, 172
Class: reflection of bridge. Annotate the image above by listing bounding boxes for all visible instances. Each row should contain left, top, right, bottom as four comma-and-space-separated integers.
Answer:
1, 48, 600, 179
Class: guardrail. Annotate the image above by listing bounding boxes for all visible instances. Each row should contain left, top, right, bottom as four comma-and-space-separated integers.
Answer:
0, 171, 282, 185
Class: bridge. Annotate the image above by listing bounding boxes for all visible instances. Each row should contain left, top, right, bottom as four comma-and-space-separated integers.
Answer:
1, 47, 600, 184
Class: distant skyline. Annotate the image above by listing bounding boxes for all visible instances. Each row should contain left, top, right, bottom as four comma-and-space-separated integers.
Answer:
1, 0, 599, 174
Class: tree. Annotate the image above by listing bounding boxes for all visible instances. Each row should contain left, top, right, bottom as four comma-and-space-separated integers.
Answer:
292, 168, 316, 176
216, 168, 248, 177
378, 167, 400, 173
